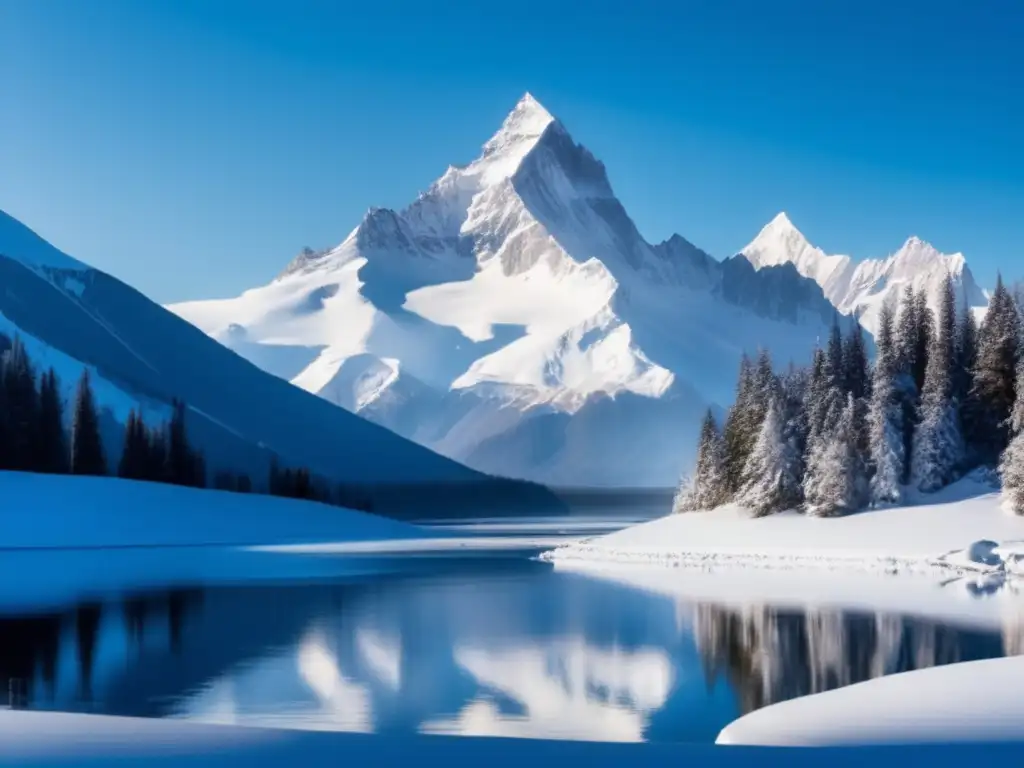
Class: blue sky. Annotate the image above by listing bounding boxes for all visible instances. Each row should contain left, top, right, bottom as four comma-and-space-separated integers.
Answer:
2, 0, 1022, 303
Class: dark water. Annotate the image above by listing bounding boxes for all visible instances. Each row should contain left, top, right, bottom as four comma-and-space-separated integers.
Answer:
0, 551, 1017, 744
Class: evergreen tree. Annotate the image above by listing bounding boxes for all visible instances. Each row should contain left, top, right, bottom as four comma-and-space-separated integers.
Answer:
969, 275, 1021, 465
842, 323, 870, 400
999, 352, 1024, 515
737, 394, 803, 517
37, 368, 69, 474
674, 409, 730, 512
723, 354, 757, 493
894, 284, 918, 377
2, 336, 40, 471
805, 347, 828, 440
912, 290, 934, 395
954, 291, 979, 464
868, 301, 905, 505
893, 287, 921, 482
166, 399, 189, 485
70, 369, 106, 476
117, 410, 149, 480
805, 394, 865, 516
781, 363, 811, 467
912, 276, 964, 491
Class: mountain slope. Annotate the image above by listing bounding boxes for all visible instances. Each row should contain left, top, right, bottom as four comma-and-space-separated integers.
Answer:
742, 213, 989, 332
170, 94, 844, 487
0, 209, 549, 512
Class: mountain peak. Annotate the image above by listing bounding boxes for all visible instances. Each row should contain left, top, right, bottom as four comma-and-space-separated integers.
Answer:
891, 235, 967, 274
767, 211, 796, 230
472, 93, 559, 185
743, 212, 814, 263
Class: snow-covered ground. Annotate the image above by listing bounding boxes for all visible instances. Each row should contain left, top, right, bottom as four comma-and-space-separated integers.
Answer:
0, 471, 422, 550
544, 480, 1024, 579
0, 472, 440, 610
717, 655, 1024, 747
1, 710, 1022, 766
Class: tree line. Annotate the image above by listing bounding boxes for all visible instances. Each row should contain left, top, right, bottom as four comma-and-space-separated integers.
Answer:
677, 275, 1024, 516
0, 337, 374, 511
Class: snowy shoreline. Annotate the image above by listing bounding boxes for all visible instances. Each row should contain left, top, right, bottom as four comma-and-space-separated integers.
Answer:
542, 480, 1024, 580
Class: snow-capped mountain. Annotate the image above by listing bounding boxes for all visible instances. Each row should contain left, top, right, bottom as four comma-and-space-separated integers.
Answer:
742, 212, 989, 333
170, 94, 842, 487
0, 208, 550, 513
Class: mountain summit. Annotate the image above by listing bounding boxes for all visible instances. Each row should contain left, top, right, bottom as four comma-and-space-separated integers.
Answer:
169, 96, 853, 486
742, 213, 987, 332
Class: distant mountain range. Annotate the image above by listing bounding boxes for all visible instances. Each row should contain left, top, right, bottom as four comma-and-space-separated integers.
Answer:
3, 93, 992, 491
170, 94, 910, 487
742, 212, 988, 333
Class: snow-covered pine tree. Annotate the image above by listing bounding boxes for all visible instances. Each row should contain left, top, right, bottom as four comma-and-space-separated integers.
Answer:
805, 347, 827, 440
912, 290, 934, 395
723, 354, 757, 493
781, 362, 810, 467
912, 276, 964, 492
954, 290, 979, 465
804, 321, 849, 502
737, 391, 803, 517
893, 286, 921, 482
809, 319, 846, 445
70, 369, 107, 476
805, 393, 865, 517
969, 275, 1021, 466
37, 368, 69, 474
1000, 351, 1024, 515
749, 348, 777, 425
674, 409, 730, 513
842, 323, 870, 400
868, 301, 905, 505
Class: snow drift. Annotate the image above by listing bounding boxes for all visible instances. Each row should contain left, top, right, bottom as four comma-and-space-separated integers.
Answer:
717, 655, 1024, 747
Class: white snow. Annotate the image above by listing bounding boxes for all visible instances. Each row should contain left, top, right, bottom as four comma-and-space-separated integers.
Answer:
741, 212, 989, 334
717, 655, 1024, 746
544, 479, 1024, 577
742, 212, 852, 289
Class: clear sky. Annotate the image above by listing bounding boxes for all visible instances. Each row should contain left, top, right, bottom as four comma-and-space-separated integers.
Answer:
2, 0, 1022, 303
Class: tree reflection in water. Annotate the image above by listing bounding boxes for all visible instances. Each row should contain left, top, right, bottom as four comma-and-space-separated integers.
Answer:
694, 603, 1022, 714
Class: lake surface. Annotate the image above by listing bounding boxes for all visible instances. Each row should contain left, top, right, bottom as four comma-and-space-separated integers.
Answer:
1, 522, 1019, 744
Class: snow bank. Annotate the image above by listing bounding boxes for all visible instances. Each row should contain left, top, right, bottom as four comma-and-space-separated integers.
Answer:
717, 655, 1024, 746
0, 472, 421, 549
544, 481, 1024, 577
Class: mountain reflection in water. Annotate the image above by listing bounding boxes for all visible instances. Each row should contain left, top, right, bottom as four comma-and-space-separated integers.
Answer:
0, 561, 1019, 743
